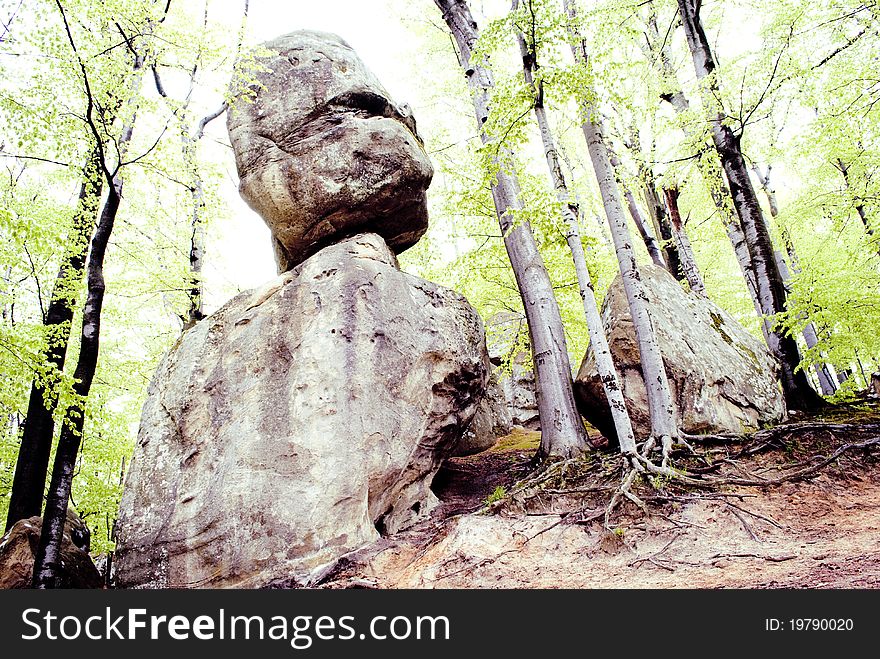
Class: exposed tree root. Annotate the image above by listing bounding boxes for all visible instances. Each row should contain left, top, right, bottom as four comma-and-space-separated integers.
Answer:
628, 533, 682, 571
487, 412, 880, 533
709, 552, 797, 563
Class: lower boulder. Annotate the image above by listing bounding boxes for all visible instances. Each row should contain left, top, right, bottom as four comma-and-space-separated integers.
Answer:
574, 264, 786, 442
115, 233, 488, 588
0, 510, 102, 589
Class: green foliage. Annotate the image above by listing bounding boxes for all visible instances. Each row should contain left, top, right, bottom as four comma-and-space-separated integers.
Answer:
485, 485, 507, 504
0, 0, 248, 553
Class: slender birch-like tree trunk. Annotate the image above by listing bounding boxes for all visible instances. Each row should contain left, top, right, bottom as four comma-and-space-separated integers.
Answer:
644, 4, 761, 317
513, 0, 636, 454
180, 105, 228, 329
677, 0, 823, 413
753, 165, 837, 395
563, 0, 678, 449
179, 0, 248, 329
663, 187, 706, 297
435, 0, 588, 459
605, 148, 666, 269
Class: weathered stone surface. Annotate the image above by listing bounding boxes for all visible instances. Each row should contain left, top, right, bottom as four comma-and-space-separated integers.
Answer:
454, 373, 512, 457
498, 366, 540, 430
485, 312, 540, 430
227, 31, 433, 271
574, 264, 786, 442
115, 234, 488, 589
0, 510, 101, 589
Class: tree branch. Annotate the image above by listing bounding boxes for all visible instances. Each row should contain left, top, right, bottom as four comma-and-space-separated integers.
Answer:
53, 0, 112, 184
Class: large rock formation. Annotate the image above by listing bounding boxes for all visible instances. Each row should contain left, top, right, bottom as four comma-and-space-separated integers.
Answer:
575, 264, 786, 442
115, 234, 488, 588
0, 510, 101, 589
227, 31, 433, 272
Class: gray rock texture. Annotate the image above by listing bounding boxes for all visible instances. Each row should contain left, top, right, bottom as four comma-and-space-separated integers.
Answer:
485, 312, 540, 430
115, 234, 488, 588
227, 31, 433, 271
454, 373, 512, 456
574, 264, 785, 442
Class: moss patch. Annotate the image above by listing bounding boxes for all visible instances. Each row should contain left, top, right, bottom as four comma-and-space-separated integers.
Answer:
709, 311, 734, 346
492, 427, 542, 452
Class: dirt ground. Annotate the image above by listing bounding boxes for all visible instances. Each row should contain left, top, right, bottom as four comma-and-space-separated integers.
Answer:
320, 414, 880, 589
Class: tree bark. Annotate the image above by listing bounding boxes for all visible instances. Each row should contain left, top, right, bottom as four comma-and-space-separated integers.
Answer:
754, 165, 837, 395
564, 0, 678, 447
32, 179, 121, 588
4, 148, 103, 531
645, 3, 761, 317
663, 187, 706, 297
182, 137, 206, 330
640, 165, 683, 281
606, 148, 666, 269
435, 0, 588, 459
180, 103, 231, 329
677, 0, 823, 413
513, 0, 636, 455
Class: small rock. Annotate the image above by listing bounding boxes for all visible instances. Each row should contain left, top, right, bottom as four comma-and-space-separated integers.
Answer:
0, 510, 102, 589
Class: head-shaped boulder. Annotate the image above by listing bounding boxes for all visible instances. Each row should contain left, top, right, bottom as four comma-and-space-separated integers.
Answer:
227, 31, 433, 271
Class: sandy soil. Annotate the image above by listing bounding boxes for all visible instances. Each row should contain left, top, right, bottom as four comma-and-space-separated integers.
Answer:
320, 424, 880, 589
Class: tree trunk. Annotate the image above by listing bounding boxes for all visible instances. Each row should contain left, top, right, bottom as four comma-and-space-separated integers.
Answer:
564, 0, 678, 447
32, 179, 121, 588
182, 136, 206, 330
640, 167, 683, 281
435, 0, 588, 459
800, 322, 837, 395
31, 13, 150, 583
754, 165, 837, 395
179, 0, 247, 328
645, 3, 761, 317
855, 351, 869, 388
836, 158, 879, 256
677, 0, 823, 413
663, 187, 706, 297
606, 148, 666, 269
180, 104, 230, 330
513, 0, 636, 455
4, 148, 103, 531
